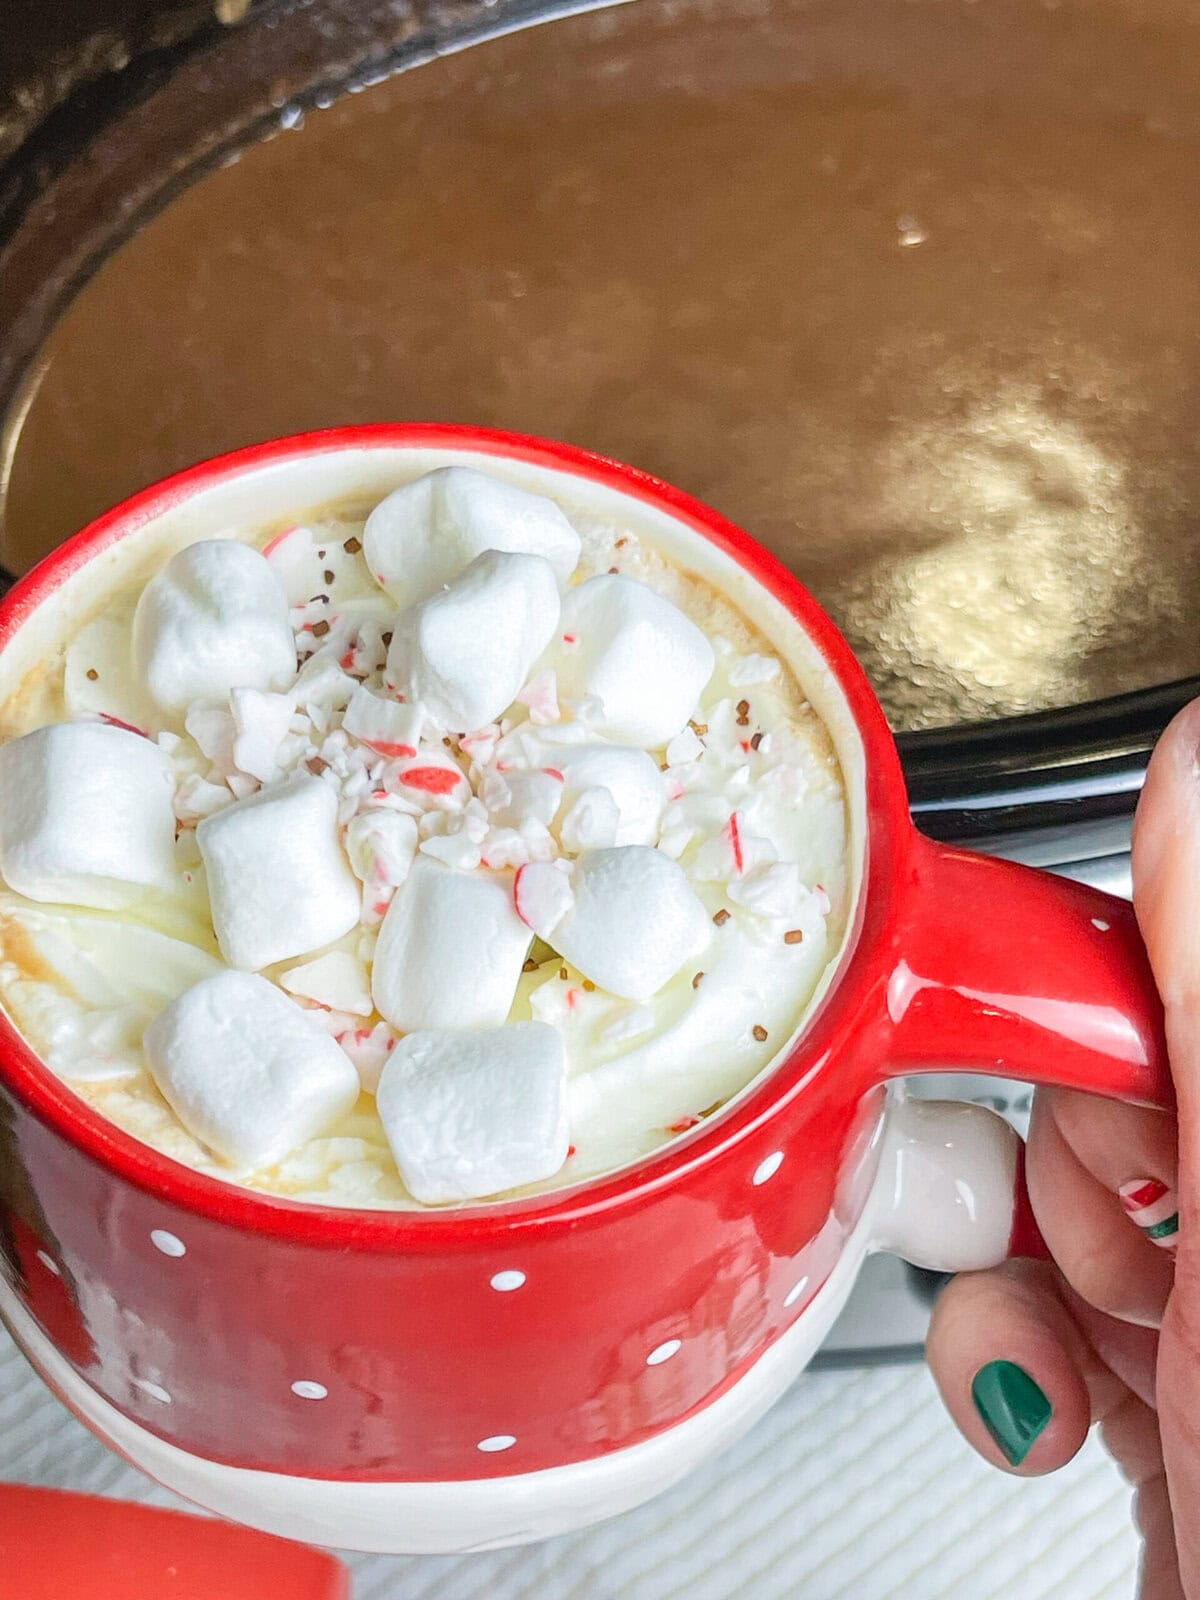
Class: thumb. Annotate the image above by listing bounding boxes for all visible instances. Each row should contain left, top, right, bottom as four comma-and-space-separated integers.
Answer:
1132, 694, 1200, 1596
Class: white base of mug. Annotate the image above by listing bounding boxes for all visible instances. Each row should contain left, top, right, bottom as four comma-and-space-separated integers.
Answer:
0, 1094, 1021, 1554
0, 1214, 871, 1554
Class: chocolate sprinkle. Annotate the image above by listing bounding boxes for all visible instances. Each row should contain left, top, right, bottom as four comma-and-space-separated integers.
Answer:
343, 536, 362, 554
305, 756, 328, 776
713, 908, 730, 926
692, 971, 705, 989
310, 593, 330, 606
736, 699, 750, 717
559, 966, 569, 981
615, 537, 629, 548
736, 713, 750, 727
85, 668, 99, 681
608, 566, 619, 574
752, 1024, 769, 1042
311, 620, 331, 638
750, 731, 764, 750
323, 568, 335, 585
523, 957, 538, 973
381, 630, 393, 648
784, 929, 804, 945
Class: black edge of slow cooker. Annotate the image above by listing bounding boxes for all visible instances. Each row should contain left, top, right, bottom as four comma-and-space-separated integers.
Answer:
900, 676, 1200, 842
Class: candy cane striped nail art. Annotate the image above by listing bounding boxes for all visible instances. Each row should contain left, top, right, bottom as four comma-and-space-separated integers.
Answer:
1119, 1178, 1179, 1248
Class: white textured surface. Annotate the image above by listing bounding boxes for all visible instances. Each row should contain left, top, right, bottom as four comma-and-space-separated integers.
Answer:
0, 1321, 1136, 1598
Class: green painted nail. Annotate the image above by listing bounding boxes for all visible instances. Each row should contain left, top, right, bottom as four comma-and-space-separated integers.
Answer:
971, 1360, 1051, 1466
1147, 1212, 1179, 1241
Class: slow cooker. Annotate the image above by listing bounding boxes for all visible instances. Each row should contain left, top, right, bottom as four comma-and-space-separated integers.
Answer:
1, 0, 1196, 1360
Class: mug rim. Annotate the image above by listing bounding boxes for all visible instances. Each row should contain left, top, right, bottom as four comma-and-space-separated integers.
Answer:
0, 423, 908, 1246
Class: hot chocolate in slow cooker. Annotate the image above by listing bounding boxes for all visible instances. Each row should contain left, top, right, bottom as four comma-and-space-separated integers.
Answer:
1, 0, 1196, 1355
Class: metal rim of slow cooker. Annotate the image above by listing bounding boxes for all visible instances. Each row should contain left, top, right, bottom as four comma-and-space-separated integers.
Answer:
0, 0, 1191, 838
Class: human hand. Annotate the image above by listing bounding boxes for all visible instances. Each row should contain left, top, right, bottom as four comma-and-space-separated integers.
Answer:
925, 697, 1200, 1600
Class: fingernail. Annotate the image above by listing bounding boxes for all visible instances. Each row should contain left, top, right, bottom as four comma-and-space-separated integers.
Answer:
1119, 1177, 1179, 1248
971, 1360, 1052, 1466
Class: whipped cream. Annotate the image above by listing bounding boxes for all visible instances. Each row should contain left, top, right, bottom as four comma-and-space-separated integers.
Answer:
0, 468, 849, 1208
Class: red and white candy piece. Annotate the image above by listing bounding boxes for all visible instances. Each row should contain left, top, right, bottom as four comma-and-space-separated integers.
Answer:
0, 722, 177, 909
551, 846, 711, 1001
363, 466, 581, 607
385, 550, 561, 733
342, 685, 423, 759
336, 1019, 396, 1094
376, 1021, 569, 1203
484, 768, 564, 832
555, 744, 668, 848
547, 574, 715, 748
345, 811, 417, 923
371, 855, 532, 1032
293, 654, 357, 717
513, 859, 574, 939
197, 773, 360, 969
230, 687, 296, 782
133, 540, 296, 713
279, 950, 373, 1016
558, 787, 621, 852
144, 971, 359, 1169
388, 745, 469, 806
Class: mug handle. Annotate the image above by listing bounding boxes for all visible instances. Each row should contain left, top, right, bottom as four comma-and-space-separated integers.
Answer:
870, 1096, 1047, 1272
883, 833, 1171, 1110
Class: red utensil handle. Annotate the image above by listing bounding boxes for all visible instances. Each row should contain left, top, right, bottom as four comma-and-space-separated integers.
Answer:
886, 834, 1171, 1110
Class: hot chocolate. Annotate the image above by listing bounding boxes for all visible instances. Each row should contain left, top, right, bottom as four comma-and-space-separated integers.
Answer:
0, 461, 849, 1206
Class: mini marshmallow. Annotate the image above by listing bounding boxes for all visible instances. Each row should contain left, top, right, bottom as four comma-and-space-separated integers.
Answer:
386, 551, 561, 733
371, 855, 531, 1031
364, 466, 581, 606
376, 1022, 568, 1203
133, 539, 297, 713
280, 949, 373, 1015
0, 723, 177, 909
551, 846, 710, 1001
548, 575, 714, 747
342, 686, 423, 759
144, 971, 359, 1168
197, 773, 360, 969
556, 745, 667, 847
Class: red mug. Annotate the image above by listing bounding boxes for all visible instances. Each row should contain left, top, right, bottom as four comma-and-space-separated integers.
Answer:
0, 427, 1168, 1554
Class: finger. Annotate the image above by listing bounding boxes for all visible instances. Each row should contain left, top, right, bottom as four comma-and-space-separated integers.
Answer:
1132, 695, 1200, 1597
1027, 1090, 1176, 1326
1099, 1392, 1183, 1600
929, 1263, 1182, 1591
1027, 1094, 1175, 1326
927, 1259, 1098, 1474
1043, 1088, 1178, 1254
